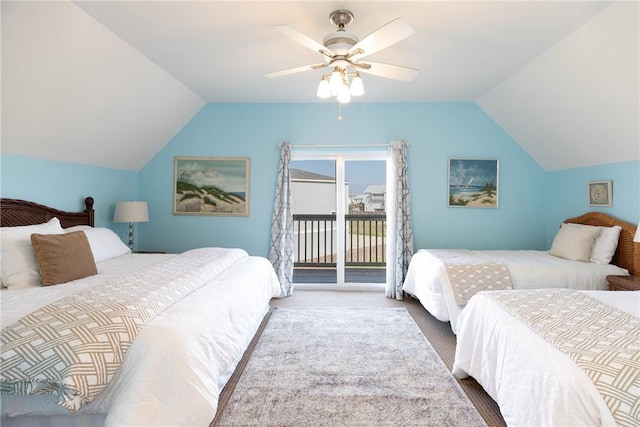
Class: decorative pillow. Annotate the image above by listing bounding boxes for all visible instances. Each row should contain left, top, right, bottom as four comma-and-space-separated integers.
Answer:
549, 223, 602, 262
30, 231, 98, 286
590, 225, 621, 264
65, 226, 130, 262
1, 218, 64, 288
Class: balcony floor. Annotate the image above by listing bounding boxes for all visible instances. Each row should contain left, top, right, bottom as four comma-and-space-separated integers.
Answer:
294, 267, 386, 284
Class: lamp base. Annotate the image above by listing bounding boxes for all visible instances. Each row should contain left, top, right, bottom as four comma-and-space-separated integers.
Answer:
127, 222, 134, 250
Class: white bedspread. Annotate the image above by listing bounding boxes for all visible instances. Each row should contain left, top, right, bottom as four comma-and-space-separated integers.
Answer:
1, 252, 281, 427
402, 249, 629, 333
453, 290, 640, 427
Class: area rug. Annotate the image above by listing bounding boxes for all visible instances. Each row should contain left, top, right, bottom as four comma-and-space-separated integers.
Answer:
214, 307, 486, 426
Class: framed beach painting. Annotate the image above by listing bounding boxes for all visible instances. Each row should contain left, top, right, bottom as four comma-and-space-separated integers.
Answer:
448, 158, 499, 208
588, 180, 612, 206
174, 156, 250, 216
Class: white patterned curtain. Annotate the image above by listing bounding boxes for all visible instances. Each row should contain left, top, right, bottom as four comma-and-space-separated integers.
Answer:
386, 140, 414, 300
269, 142, 294, 297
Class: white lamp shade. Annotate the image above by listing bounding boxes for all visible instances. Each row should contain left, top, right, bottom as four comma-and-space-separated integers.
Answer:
114, 201, 149, 223
316, 77, 331, 99
634, 221, 640, 242
337, 83, 351, 104
329, 69, 342, 95
349, 74, 364, 96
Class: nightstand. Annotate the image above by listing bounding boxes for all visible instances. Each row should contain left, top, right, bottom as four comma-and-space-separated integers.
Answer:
606, 275, 640, 291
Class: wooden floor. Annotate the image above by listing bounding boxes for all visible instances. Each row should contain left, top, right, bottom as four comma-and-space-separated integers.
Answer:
294, 267, 386, 283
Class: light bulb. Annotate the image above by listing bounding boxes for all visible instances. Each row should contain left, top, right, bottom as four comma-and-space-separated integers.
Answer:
349, 73, 364, 96
329, 68, 342, 96
316, 77, 331, 99
337, 82, 351, 104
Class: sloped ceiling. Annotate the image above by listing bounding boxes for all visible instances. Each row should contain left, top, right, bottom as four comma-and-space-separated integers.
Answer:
1, 1, 205, 171
2, 1, 638, 172
478, 1, 639, 171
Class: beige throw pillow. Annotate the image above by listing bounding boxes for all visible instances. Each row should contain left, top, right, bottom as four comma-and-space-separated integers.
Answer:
31, 231, 98, 286
549, 223, 602, 262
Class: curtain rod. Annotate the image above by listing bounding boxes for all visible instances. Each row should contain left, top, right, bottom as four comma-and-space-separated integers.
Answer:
277, 143, 405, 148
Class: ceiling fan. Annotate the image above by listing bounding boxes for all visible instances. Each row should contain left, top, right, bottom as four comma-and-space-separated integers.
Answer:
265, 9, 419, 104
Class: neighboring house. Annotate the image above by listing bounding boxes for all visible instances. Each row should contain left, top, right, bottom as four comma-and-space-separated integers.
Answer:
290, 169, 349, 215
351, 185, 386, 213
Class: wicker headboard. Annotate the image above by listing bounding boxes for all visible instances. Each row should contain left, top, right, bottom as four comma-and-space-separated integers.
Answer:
564, 212, 639, 276
0, 197, 95, 228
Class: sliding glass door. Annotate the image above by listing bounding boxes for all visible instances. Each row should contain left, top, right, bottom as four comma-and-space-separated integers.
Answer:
343, 159, 387, 284
291, 152, 387, 289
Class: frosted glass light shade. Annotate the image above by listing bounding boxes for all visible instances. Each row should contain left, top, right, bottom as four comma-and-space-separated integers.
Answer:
113, 201, 149, 223
349, 74, 364, 96
329, 68, 342, 95
337, 83, 351, 104
317, 77, 331, 99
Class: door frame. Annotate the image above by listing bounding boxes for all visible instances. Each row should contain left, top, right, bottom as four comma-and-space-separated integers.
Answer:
291, 150, 389, 291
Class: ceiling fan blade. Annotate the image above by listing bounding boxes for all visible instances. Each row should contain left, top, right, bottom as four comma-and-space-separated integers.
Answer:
264, 63, 327, 78
347, 18, 414, 61
355, 61, 419, 81
272, 24, 328, 55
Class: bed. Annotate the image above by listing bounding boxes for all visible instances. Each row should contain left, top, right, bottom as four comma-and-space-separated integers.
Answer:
402, 212, 639, 333
0, 197, 282, 427
452, 289, 640, 426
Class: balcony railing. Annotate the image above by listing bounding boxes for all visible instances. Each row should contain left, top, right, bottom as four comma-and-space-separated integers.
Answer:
293, 214, 386, 268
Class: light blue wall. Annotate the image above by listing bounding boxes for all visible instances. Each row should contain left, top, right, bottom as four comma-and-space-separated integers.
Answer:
4, 105, 637, 257
138, 102, 547, 255
545, 160, 640, 246
0, 154, 138, 236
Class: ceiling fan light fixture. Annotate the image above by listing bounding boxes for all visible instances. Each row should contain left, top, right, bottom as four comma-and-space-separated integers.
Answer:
337, 82, 351, 104
267, 9, 418, 114
317, 76, 331, 99
329, 67, 342, 95
350, 73, 364, 96
323, 32, 359, 55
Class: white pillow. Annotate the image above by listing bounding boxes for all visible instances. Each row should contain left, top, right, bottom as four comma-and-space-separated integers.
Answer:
1, 217, 65, 288
65, 226, 131, 262
549, 223, 602, 262
590, 225, 621, 264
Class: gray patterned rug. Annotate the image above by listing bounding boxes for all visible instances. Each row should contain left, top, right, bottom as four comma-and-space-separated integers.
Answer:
214, 307, 486, 426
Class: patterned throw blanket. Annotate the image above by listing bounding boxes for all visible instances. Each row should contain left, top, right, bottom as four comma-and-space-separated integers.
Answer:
484, 289, 640, 427
1, 247, 247, 412
429, 249, 512, 305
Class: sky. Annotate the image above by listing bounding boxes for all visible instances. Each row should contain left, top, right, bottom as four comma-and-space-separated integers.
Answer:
291, 160, 386, 196
448, 159, 498, 187
176, 158, 247, 192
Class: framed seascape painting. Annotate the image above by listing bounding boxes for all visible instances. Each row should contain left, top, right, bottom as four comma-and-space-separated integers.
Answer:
174, 156, 250, 216
448, 158, 499, 208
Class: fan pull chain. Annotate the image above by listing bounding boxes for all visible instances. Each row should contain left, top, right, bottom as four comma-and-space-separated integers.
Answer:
337, 103, 343, 121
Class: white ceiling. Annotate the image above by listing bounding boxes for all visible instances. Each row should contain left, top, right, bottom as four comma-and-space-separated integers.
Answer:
2, 1, 638, 172
479, 1, 639, 171
73, 0, 612, 103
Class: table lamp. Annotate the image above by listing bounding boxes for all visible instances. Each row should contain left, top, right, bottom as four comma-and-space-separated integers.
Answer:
113, 201, 149, 250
